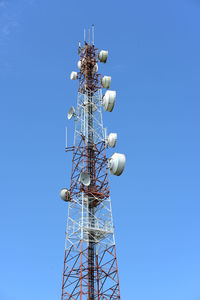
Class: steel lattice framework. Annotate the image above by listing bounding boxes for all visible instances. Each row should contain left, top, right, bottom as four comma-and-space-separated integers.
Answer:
61, 38, 121, 300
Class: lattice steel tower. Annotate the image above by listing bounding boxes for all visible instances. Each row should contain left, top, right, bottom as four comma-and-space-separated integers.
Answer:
60, 27, 126, 299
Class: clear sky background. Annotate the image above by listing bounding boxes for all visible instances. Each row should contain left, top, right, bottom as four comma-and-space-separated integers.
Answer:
0, 0, 200, 299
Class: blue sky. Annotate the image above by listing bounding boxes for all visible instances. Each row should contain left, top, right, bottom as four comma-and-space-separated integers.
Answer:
0, 0, 200, 299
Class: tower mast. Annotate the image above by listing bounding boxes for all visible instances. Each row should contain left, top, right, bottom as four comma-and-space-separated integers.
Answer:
60, 28, 126, 299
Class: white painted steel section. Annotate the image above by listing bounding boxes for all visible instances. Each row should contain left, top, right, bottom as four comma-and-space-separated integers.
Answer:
65, 87, 116, 252
74, 89, 105, 146
65, 194, 115, 251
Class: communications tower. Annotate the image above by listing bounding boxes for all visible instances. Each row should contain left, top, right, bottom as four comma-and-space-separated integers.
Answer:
60, 26, 126, 299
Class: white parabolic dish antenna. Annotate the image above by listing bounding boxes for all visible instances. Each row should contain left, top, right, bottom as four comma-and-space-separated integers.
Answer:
60, 188, 71, 202
92, 63, 98, 73
101, 76, 111, 89
79, 172, 91, 186
103, 90, 116, 112
77, 60, 82, 70
108, 153, 126, 176
108, 133, 117, 148
99, 50, 108, 63
70, 71, 77, 80
67, 106, 75, 120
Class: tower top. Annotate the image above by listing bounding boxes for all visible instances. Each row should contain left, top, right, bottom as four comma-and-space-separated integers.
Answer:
83, 24, 95, 45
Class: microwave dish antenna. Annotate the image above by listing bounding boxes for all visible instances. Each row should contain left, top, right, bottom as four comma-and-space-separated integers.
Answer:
102, 90, 116, 112
98, 50, 108, 63
79, 171, 91, 186
101, 76, 111, 89
70, 71, 78, 80
60, 188, 71, 202
107, 133, 117, 148
108, 153, 126, 176
67, 106, 75, 120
